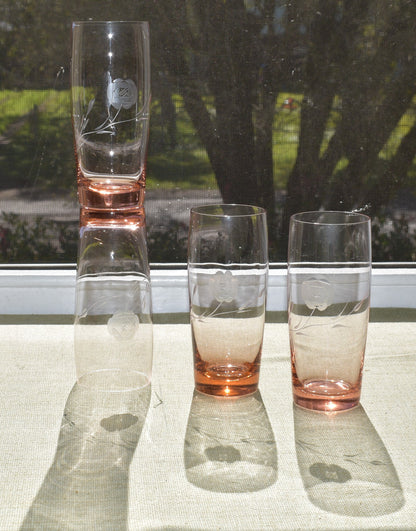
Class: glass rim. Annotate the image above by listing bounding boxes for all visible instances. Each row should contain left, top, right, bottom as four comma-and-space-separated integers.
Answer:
190, 203, 266, 218
290, 210, 370, 226
72, 20, 149, 27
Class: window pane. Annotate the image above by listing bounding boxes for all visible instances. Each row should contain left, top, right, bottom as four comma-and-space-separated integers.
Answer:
0, 1, 415, 263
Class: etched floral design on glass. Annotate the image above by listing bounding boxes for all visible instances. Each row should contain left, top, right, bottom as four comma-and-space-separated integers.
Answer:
188, 205, 268, 396
71, 21, 151, 220
212, 270, 237, 304
288, 211, 371, 411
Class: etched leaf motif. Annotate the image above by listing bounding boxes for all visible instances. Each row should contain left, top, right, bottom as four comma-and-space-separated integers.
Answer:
301, 278, 333, 311
80, 78, 140, 139
81, 98, 95, 133
352, 299, 365, 313
86, 97, 95, 116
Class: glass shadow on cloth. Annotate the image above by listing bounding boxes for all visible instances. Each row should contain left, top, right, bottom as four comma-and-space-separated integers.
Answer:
184, 389, 277, 493
20, 381, 151, 531
293, 403, 404, 517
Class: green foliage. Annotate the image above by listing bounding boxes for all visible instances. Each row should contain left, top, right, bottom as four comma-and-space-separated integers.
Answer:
372, 216, 416, 262
0, 212, 77, 262
0, 211, 191, 264
0, 90, 75, 191
147, 221, 188, 263
0, 90, 48, 135
1, 0, 416, 262
273, 93, 302, 188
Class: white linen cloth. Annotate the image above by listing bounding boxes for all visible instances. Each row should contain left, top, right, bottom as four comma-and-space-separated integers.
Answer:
0, 322, 415, 530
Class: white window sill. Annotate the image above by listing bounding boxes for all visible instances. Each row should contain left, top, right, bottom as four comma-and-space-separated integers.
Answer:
0, 264, 415, 315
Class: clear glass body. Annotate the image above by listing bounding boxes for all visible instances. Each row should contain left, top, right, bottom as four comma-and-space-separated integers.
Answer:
74, 223, 153, 390
72, 22, 152, 389
71, 21, 151, 216
288, 211, 371, 412
188, 204, 268, 397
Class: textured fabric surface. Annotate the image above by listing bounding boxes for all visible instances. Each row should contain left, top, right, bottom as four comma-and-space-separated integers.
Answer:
0, 322, 415, 530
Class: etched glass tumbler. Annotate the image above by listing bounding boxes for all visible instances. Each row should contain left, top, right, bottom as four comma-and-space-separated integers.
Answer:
188, 205, 268, 397
71, 21, 151, 221
74, 223, 152, 391
288, 211, 371, 412
72, 22, 152, 392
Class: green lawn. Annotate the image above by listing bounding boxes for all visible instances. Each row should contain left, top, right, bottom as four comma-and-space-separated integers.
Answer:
0, 90, 51, 135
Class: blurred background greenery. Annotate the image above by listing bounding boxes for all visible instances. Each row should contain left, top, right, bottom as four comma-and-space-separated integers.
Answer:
0, 0, 416, 262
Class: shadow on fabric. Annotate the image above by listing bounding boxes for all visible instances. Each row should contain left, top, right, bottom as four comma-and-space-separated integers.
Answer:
294, 403, 404, 517
20, 381, 151, 531
184, 389, 277, 493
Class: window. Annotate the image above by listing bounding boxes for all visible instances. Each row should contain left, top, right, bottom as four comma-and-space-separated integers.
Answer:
0, 1, 415, 265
